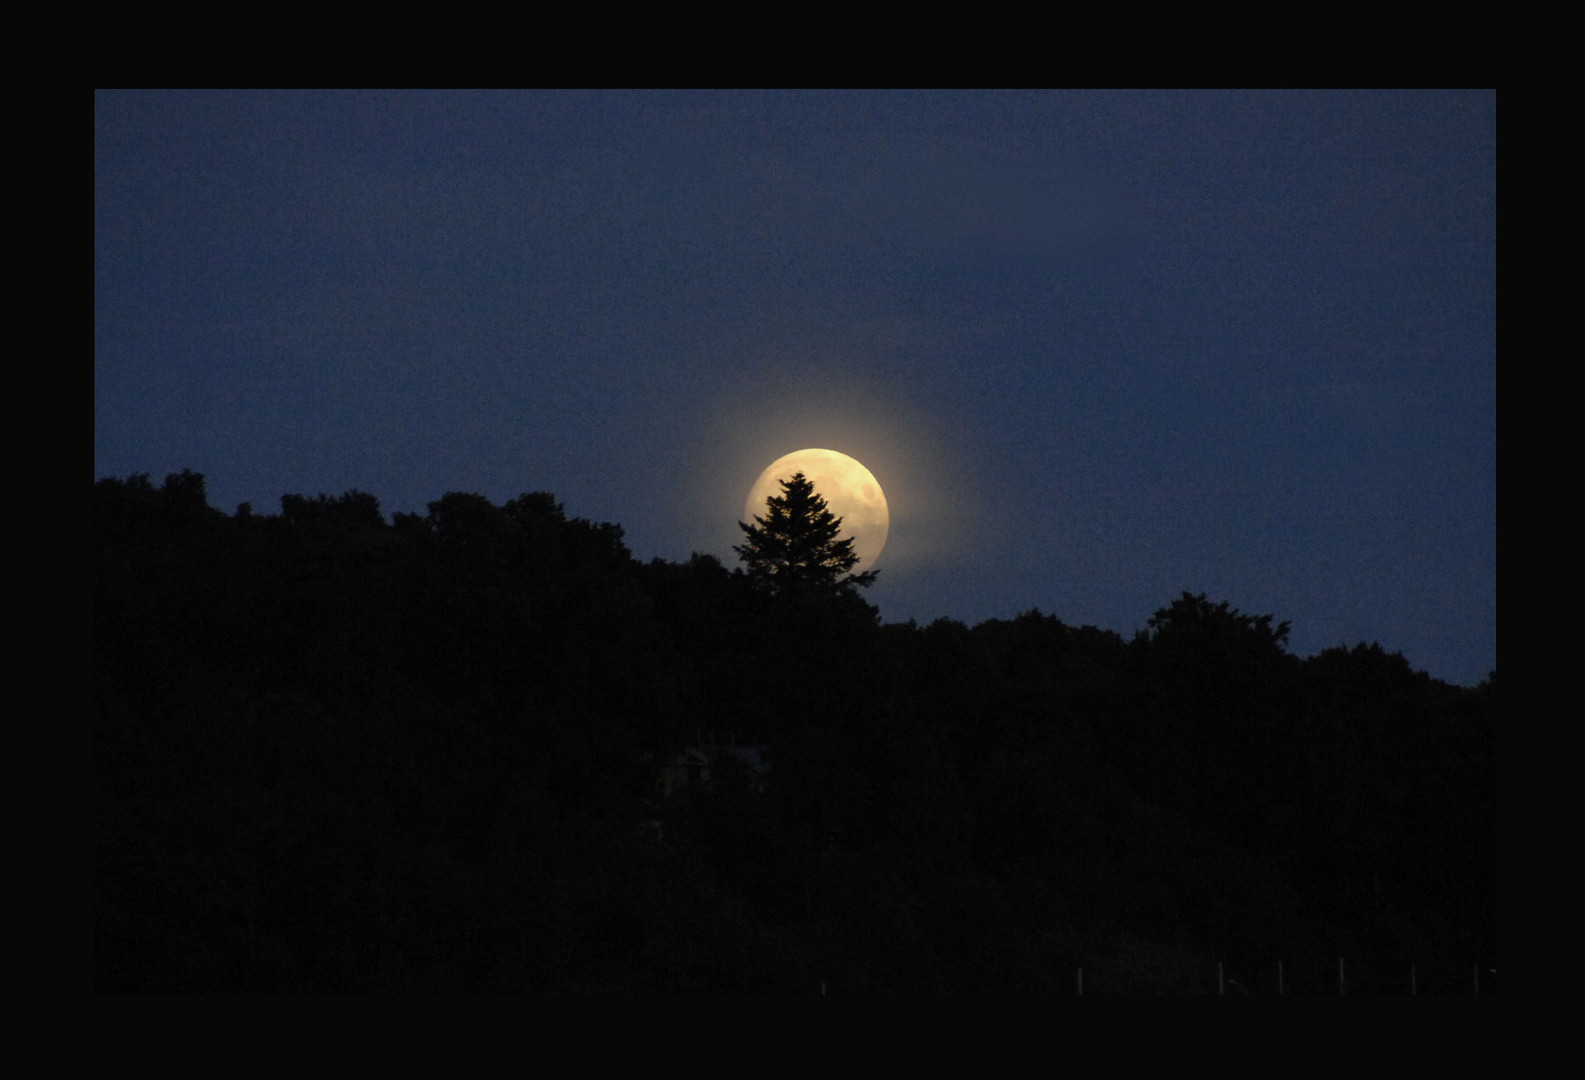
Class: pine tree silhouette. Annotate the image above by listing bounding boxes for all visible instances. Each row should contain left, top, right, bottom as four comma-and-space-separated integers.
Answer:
734, 472, 878, 595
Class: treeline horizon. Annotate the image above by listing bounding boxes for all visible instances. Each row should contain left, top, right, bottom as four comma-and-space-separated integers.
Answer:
95, 471, 1495, 993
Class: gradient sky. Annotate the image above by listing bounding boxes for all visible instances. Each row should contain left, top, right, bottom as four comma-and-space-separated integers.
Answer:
94, 90, 1495, 685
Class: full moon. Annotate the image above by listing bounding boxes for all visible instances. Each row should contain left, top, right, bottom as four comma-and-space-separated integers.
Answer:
744, 449, 889, 572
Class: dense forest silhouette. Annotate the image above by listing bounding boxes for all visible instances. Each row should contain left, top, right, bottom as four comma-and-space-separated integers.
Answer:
95, 472, 1495, 993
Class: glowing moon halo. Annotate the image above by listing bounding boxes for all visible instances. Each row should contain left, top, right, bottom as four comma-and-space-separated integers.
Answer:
743, 449, 889, 572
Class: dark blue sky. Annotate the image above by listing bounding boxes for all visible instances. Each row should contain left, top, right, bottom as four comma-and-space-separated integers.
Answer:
94, 90, 1495, 684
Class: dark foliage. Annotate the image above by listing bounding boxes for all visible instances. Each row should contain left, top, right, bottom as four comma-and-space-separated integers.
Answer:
95, 474, 1495, 993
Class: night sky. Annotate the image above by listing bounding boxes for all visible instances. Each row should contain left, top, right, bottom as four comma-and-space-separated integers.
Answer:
94, 90, 1495, 686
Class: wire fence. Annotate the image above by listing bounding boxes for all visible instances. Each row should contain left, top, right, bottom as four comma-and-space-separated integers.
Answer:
1064, 958, 1496, 995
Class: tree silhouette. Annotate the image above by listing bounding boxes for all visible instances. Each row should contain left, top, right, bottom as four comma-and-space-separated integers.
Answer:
93, 470, 1493, 992
735, 471, 877, 596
